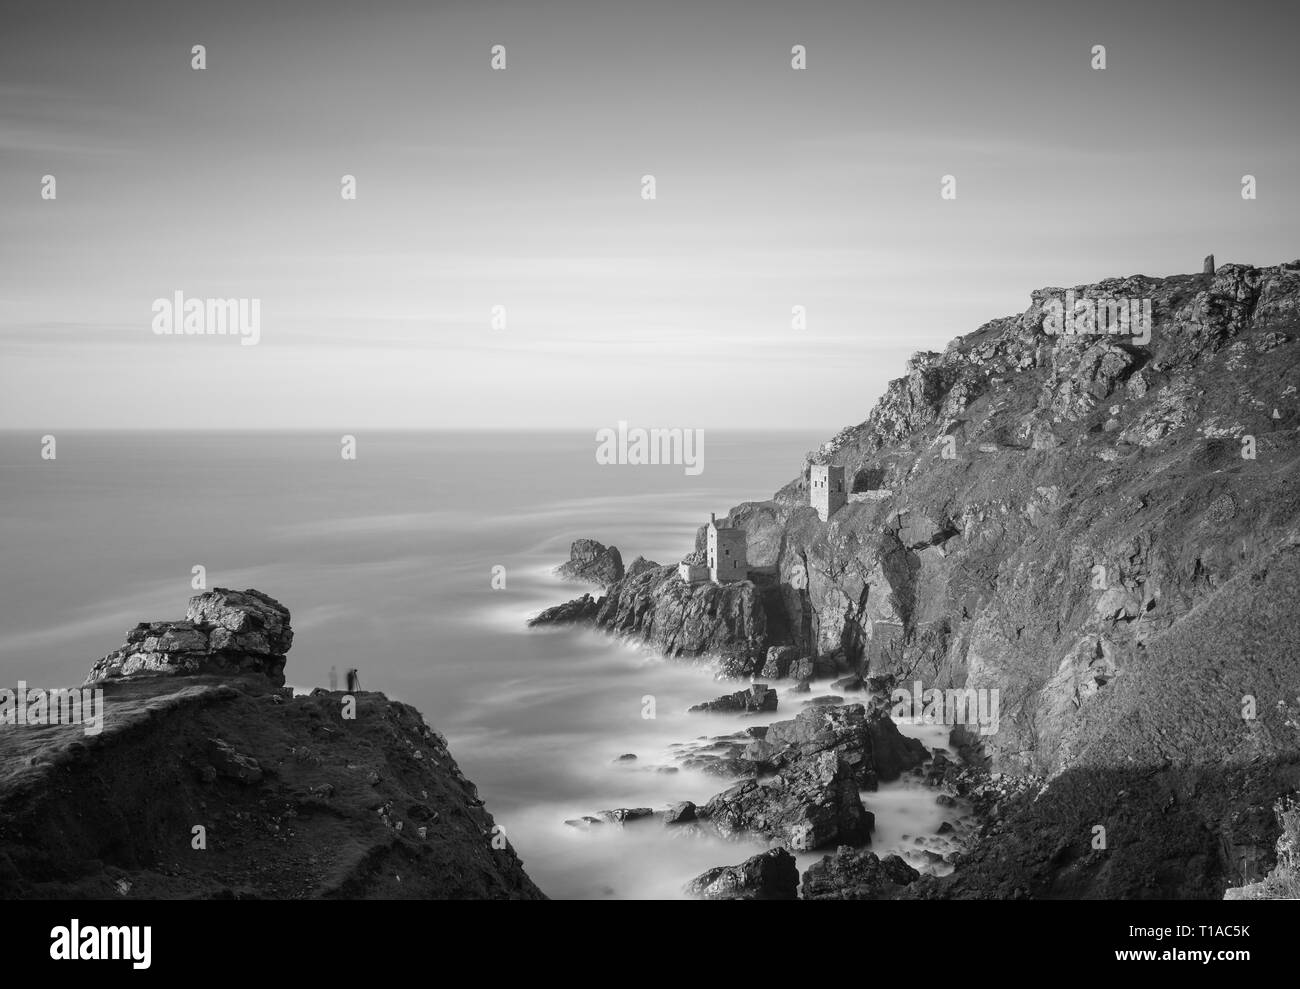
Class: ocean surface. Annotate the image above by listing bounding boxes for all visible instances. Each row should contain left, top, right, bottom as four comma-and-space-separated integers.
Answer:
0, 430, 960, 898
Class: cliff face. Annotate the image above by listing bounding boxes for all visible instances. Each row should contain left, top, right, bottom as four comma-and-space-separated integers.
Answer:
534, 259, 1300, 897
0, 591, 544, 900
562, 261, 1300, 774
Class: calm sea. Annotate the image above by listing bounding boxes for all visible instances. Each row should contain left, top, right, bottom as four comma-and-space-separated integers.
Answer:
0, 429, 954, 898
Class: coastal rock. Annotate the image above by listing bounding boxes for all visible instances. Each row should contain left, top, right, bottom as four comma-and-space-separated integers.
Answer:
684, 848, 799, 900
527, 593, 600, 627
597, 807, 655, 825
764, 703, 927, 790
761, 645, 801, 678
556, 538, 624, 587
593, 565, 771, 674
688, 684, 777, 714
625, 555, 661, 579
85, 588, 292, 687
800, 847, 921, 899
664, 801, 697, 825
700, 750, 873, 851
1, 594, 545, 900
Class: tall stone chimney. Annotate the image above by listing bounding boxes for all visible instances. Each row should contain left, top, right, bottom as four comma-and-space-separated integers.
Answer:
1203, 254, 1216, 275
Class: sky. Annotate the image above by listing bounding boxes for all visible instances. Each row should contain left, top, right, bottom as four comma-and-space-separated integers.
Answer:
1, 0, 1297, 431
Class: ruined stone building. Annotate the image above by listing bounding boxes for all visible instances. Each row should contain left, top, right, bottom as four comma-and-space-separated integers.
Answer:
810, 463, 846, 521
706, 512, 748, 583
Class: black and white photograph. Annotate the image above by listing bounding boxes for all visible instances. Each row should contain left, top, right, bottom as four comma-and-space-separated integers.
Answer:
1, 0, 1296, 971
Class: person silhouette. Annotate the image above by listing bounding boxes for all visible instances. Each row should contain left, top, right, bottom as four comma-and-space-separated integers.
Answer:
329, 665, 338, 691
346, 668, 360, 693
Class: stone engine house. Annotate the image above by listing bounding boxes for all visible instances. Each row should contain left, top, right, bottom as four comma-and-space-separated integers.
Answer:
706, 512, 748, 583
810, 463, 847, 521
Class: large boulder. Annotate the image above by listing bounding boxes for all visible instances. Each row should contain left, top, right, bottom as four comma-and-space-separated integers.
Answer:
84, 589, 292, 686
700, 750, 872, 851
684, 847, 799, 900
764, 703, 928, 790
694, 703, 925, 851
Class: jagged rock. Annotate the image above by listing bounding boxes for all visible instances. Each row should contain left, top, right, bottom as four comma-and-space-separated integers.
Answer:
764, 703, 927, 790
800, 847, 921, 899
556, 538, 624, 586
684, 847, 799, 900
625, 555, 660, 578
592, 565, 769, 673
187, 588, 293, 655
761, 645, 801, 678
694, 704, 923, 850
85, 589, 292, 687
688, 684, 777, 713
527, 594, 600, 626
701, 751, 872, 850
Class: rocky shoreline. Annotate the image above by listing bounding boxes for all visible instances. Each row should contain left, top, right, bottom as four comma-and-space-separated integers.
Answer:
531, 258, 1300, 899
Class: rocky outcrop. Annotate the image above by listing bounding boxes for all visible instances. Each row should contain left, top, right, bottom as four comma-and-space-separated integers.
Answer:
0, 592, 545, 900
800, 846, 921, 899
625, 555, 660, 578
684, 847, 799, 900
85, 588, 293, 687
528, 594, 600, 627
697, 704, 926, 850
590, 565, 772, 675
556, 538, 624, 586
762, 703, 927, 791
688, 685, 777, 714
701, 751, 871, 851
760, 645, 802, 678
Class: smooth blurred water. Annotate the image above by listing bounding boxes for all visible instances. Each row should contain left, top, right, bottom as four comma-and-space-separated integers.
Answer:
0, 429, 961, 898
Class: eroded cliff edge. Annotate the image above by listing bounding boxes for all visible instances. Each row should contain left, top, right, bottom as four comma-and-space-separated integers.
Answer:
0, 589, 544, 900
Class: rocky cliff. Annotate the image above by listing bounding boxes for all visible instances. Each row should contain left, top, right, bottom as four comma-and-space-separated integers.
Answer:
0, 590, 544, 899
536, 258, 1300, 897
